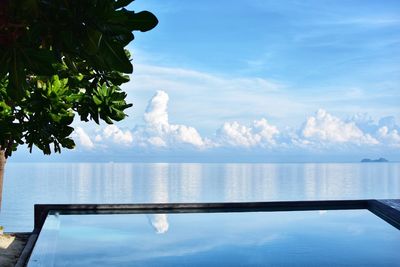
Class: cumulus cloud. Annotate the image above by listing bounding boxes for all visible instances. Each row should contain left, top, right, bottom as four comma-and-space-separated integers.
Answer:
377, 126, 400, 147
350, 114, 398, 135
215, 119, 279, 148
143, 90, 170, 127
89, 125, 133, 148
350, 114, 400, 148
71, 91, 400, 158
73, 127, 94, 149
102, 125, 133, 145
133, 90, 207, 149
301, 109, 378, 145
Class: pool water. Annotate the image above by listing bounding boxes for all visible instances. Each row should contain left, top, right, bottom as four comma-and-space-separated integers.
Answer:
28, 210, 400, 267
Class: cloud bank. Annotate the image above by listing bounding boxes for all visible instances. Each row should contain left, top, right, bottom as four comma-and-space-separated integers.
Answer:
72, 91, 400, 160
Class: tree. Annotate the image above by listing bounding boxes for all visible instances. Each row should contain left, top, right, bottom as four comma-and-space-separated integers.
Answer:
0, 0, 158, 207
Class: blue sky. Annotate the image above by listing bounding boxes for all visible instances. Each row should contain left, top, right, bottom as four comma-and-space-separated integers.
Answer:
13, 0, 400, 162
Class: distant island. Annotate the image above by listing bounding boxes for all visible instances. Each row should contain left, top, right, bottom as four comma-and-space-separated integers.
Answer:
361, 158, 389, 163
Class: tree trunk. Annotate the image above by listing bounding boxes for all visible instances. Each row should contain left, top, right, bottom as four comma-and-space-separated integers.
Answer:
0, 150, 6, 210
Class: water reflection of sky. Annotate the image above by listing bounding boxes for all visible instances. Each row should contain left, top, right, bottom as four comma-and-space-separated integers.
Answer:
1, 163, 400, 231
28, 210, 400, 267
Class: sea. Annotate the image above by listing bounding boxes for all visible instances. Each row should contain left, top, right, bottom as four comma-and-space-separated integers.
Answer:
1, 162, 399, 232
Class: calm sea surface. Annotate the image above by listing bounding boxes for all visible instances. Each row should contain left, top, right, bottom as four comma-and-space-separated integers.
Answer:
1, 162, 400, 232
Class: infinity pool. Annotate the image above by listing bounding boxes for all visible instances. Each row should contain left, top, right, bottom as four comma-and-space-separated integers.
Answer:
28, 210, 400, 266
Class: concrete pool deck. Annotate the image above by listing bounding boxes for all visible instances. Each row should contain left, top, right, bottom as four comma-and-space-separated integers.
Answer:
0, 233, 30, 267
8, 199, 400, 266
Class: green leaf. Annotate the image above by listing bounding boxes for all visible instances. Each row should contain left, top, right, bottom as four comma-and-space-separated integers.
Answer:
50, 113, 61, 123
83, 29, 103, 55
104, 71, 130, 85
93, 95, 102, 105
113, 32, 134, 47
7, 50, 26, 101
61, 138, 75, 149
99, 38, 133, 73
0, 50, 11, 77
22, 48, 57, 75
1, 0, 157, 157
20, 0, 39, 17
101, 115, 113, 124
59, 30, 76, 52
43, 143, 51, 155
62, 55, 79, 73
126, 11, 158, 32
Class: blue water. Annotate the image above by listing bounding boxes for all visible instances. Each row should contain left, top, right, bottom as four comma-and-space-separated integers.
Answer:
1, 163, 400, 232
29, 210, 400, 267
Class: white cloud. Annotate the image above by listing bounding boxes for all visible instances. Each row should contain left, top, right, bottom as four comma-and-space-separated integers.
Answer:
143, 90, 169, 127
71, 92, 400, 158
301, 109, 379, 145
102, 125, 133, 146
132, 90, 207, 149
73, 127, 94, 149
147, 136, 167, 147
377, 127, 400, 147
94, 134, 102, 142
215, 119, 279, 148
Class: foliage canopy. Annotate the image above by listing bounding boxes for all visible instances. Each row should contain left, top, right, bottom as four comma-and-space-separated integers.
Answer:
0, 0, 158, 157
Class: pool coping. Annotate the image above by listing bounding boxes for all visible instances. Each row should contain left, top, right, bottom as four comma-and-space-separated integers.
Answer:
17, 199, 400, 266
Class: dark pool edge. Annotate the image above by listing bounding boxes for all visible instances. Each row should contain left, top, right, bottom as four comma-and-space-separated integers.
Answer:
18, 199, 400, 266
368, 200, 400, 230
32, 199, 370, 231
15, 233, 37, 267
